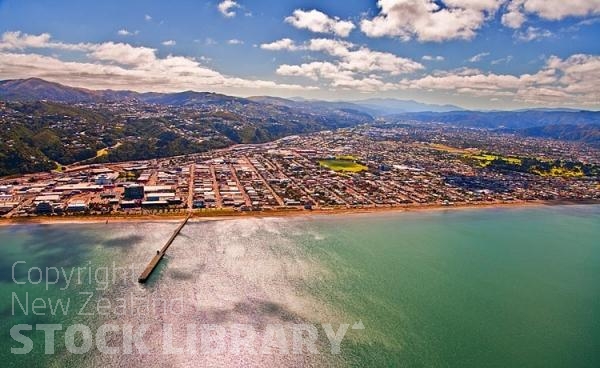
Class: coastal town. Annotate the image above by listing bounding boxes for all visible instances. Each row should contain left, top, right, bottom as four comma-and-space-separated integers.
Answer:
2, 2, 600, 367
1, 124, 599, 221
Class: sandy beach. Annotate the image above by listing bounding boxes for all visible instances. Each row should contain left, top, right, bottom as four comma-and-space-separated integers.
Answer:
2, 199, 598, 226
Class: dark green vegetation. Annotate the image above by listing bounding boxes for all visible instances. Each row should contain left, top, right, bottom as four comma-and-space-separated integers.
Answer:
0, 102, 111, 175
93, 118, 231, 164
484, 157, 599, 177
460, 150, 599, 177
0, 100, 218, 176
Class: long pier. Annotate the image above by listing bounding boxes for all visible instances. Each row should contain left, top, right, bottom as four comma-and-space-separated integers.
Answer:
138, 213, 191, 283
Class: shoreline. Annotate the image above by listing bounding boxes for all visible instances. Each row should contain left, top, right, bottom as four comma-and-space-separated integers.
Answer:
1, 199, 599, 226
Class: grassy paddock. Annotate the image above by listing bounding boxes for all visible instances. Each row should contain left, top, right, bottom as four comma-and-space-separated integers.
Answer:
319, 159, 368, 173
467, 154, 522, 167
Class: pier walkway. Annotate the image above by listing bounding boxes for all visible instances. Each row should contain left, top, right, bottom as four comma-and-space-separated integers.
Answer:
138, 213, 191, 283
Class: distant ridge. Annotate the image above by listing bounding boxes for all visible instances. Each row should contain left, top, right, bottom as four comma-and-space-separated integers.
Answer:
518, 123, 600, 147
288, 96, 463, 113
388, 110, 600, 129
248, 96, 381, 116
350, 98, 464, 113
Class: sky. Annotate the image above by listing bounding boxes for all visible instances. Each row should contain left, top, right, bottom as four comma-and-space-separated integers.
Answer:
0, 0, 599, 110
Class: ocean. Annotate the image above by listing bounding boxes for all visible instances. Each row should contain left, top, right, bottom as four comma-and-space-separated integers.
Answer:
1, 205, 599, 367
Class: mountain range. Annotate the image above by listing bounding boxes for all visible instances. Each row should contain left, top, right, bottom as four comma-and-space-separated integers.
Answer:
0, 78, 463, 114
4, 78, 599, 120
1, 78, 599, 154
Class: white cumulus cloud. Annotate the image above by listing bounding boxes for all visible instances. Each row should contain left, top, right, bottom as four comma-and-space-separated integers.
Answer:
264, 38, 424, 76
0, 31, 91, 51
502, 0, 600, 28
265, 37, 424, 92
218, 0, 240, 18
361, 0, 600, 40
285, 9, 355, 37
400, 54, 600, 106
360, 0, 503, 42
260, 38, 299, 51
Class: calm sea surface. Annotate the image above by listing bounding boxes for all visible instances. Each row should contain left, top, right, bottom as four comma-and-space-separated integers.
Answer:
1, 205, 599, 367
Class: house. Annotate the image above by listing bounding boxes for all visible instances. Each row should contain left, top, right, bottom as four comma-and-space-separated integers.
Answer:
144, 185, 174, 193
54, 184, 103, 192
66, 201, 88, 212
94, 172, 119, 186
146, 192, 176, 201
34, 194, 61, 203
141, 200, 168, 208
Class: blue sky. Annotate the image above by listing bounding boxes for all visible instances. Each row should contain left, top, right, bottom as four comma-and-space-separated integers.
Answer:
0, 0, 599, 109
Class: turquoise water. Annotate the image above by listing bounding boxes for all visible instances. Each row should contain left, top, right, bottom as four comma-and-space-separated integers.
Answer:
1, 205, 599, 367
